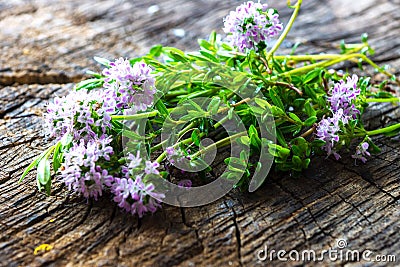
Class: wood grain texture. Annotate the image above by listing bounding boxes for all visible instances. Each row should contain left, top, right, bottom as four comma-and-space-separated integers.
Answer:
1, 0, 399, 266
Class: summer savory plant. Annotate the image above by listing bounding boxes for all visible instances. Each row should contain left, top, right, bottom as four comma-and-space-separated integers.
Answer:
21, 0, 400, 217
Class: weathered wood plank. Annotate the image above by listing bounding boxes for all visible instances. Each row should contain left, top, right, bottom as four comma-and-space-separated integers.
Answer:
0, 0, 399, 266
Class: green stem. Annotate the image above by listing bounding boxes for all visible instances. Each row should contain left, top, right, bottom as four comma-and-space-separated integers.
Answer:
191, 131, 247, 159
366, 123, 400, 136
272, 43, 368, 62
266, 0, 302, 61
164, 89, 188, 99
155, 131, 206, 163
366, 98, 400, 103
150, 121, 197, 153
276, 53, 399, 84
111, 110, 159, 120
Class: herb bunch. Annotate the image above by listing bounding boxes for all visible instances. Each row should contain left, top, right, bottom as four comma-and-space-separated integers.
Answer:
21, 1, 400, 217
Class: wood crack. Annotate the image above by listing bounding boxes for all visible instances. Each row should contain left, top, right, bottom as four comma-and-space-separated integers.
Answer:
0, 71, 83, 86
224, 200, 243, 267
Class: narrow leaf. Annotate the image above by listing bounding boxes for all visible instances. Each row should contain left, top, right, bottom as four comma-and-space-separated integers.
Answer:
52, 141, 62, 173
94, 56, 110, 67
37, 158, 51, 186
191, 129, 201, 146
269, 88, 285, 110
155, 100, 169, 117
19, 146, 53, 183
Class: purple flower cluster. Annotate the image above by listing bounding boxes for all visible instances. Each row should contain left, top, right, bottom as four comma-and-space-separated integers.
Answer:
327, 74, 360, 124
111, 152, 164, 217
223, 1, 283, 52
352, 142, 370, 164
43, 57, 163, 217
103, 58, 156, 113
316, 109, 343, 160
60, 135, 114, 200
316, 75, 364, 160
45, 89, 116, 141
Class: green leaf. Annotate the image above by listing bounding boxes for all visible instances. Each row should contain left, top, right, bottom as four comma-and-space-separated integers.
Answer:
20, 155, 42, 183
304, 85, 317, 100
44, 179, 52, 196
280, 125, 299, 134
19, 146, 53, 183
209, 31, 217, 45
169, 51, 189, 62
361, 33, 368, 43
248, 125, 258, 136
255, 98, 271, 109
276, 129, 288, 147
224, 106, 232, 120
289, 112, 302, 123
304, 116, 317, 127
122, 130, 145, 140
270, 106, 286, 117
291, 145, 301, 156
191, 129, 201, 146
240, 150, 249, 162
163, 47, 188, 62
303, 68, 322, 84
94, 56, 110, 67
248, 125, 261, 149
278, 148, 291, 160
185, 99, 204, 113
149, 44, 163, 57
207, 97, 221, 115
292, 155, 302, 167
304, 100, 316, 117
239, 136, 250, 146
37, 158, 51, 187
221, 43, 233, 51
74, 78, 104, 91
293, 125, 302, 136
293, 98, 305, 108
52, 141, 62, 173
340, 40, 346, 54
155, 100, 169, 117
312, 139, 326, 148
303, 158, 311, 169
199, 51, 219, 63
85, 70, 102, 78
198, 39, 216, 52
269, 88, 285, 110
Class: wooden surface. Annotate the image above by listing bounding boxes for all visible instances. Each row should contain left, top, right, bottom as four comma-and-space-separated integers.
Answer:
1, 0, 399, 266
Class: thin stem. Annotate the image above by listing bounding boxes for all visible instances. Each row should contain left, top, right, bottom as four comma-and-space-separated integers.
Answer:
300, 124, 316, 138
274, 81, 303, 95
266, 0, 302, 60
366, 123, 400, 136
111, 110, 159, 121
191, 131, 247, 159
276, 53, 399, 84
366, 98, 400, 103
164, 89, 188, 99
150, 121, 197, 153
155, 131, 206, 163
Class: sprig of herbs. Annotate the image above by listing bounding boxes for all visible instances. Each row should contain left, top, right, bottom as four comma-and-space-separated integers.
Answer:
20, 1, 400, 217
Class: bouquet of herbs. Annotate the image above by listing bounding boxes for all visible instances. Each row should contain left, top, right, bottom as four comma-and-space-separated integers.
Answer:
21, 0, 400, 217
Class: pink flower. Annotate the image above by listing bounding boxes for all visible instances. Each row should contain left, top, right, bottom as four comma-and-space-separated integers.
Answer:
352, 142, 371, 164
223, 1, 283, 52
102, 58, 156, 113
